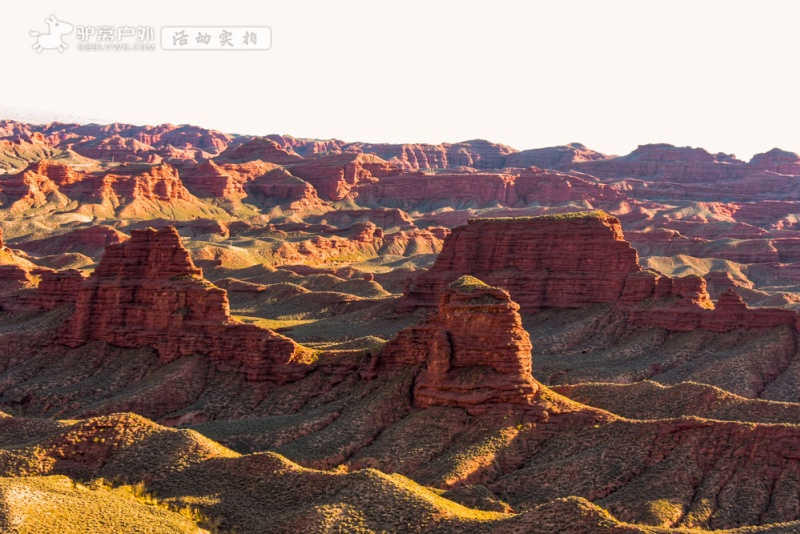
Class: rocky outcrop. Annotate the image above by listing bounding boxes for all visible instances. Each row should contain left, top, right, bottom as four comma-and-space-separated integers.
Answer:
59, 226, 313, 382
709, 289, 798, 330
246, 168, 328, 211
19, 161, 86, 187
0, 164, 63, 211
178, 159, 247, 199
512, 167, 626, 204
72, 134, 158, 163
749, 148, 800, 175
29, 269, 87, 310
216, 138, 303, 164
23, 122, 232, 157
343, 139, 517, 171
568, 144, 800, 203
288, 153, 398, 201
136, 124, 232, 154
400, 212, 641, 314
625, 281, 797, 332
505, 143, 612, 170
402, 211, 800, 333
265, 134, 346, 157
354, 171, 518, 207
80, 163, 193, 204
0, 265, 34, 296
574, 143, 744, 182
380, 276, 539, 413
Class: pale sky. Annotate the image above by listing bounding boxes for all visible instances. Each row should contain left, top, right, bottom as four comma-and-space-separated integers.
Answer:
2, 1, 799, 160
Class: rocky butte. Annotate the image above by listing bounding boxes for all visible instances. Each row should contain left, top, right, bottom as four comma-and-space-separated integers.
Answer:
401, 211, 799, 332
59, 226, 314, 382
379, 275, 540, 414
399, 211, 641, 314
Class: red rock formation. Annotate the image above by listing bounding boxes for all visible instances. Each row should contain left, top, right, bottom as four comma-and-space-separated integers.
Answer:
87, 164, 193, 204
568, 144, 800, 203
575, 143, 744, 182
43, 163, 221, 220
707, 289, 797, 330
625, 281, 797, 332
505, 143, 612, 170
247, 168, 328, 211
217, 138, 303, 164
215, 278, 268, 293
289, 153, 398, 201
0, 265, 34, 297
29, 269, 87, 310
178, 160, 287, 202
354, 171, 518, 206
771, 238, 800, 262
512, 167, 626, 205
178, 159, 247, 199
344, 139, 517, 170
403, 211, 800, 333
730, 201, 800, 230
0, 164, 62, 210
22, 161, 86, 187
265, 134, 345, 157
749, 148, 800, 175
400, 212, 641, 314
703, 271, 749, 299
345, 166, 626, 210
617, 172, 800, 202
72, 134, 158, 163
380, 276, 538, 413
271, 224, 383, 265
623, 228, 709, 258
135, 124, 232, 154
59, 226, 312, 382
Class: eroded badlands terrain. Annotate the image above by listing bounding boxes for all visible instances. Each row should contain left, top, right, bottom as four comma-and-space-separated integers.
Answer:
3, 121, 800, 532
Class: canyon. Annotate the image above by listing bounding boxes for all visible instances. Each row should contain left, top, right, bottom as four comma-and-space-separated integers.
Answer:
4, 121, 800, 532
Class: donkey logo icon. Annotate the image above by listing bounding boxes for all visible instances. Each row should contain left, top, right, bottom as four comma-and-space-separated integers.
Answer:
30, 15, 74, 53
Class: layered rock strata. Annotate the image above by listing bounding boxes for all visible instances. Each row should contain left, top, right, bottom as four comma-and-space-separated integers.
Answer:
401, 212, 799, 333
59, 226, 311, 382
381, 276, 539, 413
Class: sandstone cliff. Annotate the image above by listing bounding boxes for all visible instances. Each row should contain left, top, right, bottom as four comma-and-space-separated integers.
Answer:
380, 276, 539, 413
59, 226, 313, 382
401, 211, 800, 333
399, 212, 641, 314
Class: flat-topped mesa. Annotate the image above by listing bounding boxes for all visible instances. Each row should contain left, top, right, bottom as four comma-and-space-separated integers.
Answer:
380, 276, 539, 413
401, 211, 799, 333
59, 226, 312, 383
399, 211, 641, 314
